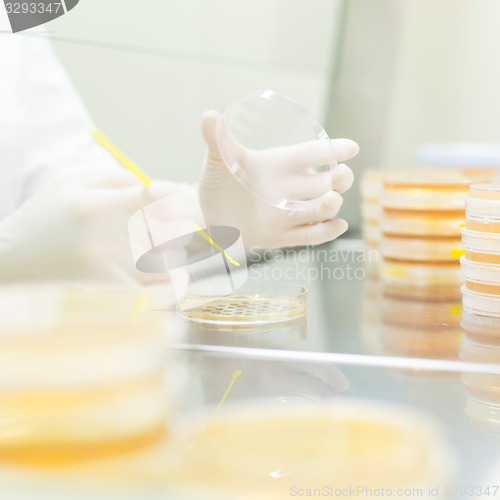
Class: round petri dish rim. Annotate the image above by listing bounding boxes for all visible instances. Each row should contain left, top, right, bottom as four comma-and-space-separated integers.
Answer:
217, 89, 336, 211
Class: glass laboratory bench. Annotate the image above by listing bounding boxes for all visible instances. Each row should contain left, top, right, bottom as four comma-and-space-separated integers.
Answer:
3, 239, 500, 500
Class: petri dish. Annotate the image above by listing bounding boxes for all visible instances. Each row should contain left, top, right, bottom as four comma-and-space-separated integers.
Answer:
461, 308, 500, 343
462, 227, 500, 260
360, 200, 382, 223
381, 207, 465, 237
170, 400, 454, 495
470, 183, 500, 200
382, 175, 475, 211
380, 233, 462, 262
216, 90, 336, 210
0, 285, 171, 467
380, 259, 463, 296
466, 218, 500, 233
466, 195, 500, 237
361, 220, 380, 247
360, 169, 388, 202
461, 285, 500, 317
461, 257, 500, 293
177, 281, 307, 325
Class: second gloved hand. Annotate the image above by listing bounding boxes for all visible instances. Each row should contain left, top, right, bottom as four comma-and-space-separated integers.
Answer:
199, 110, 359, 249
0, 167, 195, 285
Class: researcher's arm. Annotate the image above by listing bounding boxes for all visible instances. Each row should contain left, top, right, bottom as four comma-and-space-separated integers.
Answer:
0, 167, 193, 285
16, 35, 119, 203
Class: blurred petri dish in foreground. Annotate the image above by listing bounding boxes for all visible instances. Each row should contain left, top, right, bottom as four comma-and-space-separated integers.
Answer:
0, 285, 172, 467
169, 400, 455, 498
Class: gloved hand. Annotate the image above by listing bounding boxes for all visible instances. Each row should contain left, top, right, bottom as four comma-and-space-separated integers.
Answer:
199, 110, 359, 249
0, 166, 195, 286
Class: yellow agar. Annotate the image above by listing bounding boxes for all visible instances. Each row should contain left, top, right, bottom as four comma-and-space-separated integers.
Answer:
466, 220, 500, 233
466, 281, 500, 296
0, 371, 166, 468
465, 251, 500, 265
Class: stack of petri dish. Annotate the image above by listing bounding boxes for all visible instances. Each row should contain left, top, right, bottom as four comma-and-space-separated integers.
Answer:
461, 184, 500, 316
379, 172, 480, 300
360, 169, 386, 251
0, 285, 174, 468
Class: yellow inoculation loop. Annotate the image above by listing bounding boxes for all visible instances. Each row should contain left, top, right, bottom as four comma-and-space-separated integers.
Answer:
194, 224, 240, 267
450, 249, 465, 259
215, 371, 242, 417
90, 128, 151, 186
91, 127, 173, 277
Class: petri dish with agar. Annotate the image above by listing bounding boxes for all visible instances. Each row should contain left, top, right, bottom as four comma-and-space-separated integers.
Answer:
470, 183, 500, 201
382, 175, 474, 211
216, 90, 336, 210
0, 285, 173, 467
168, 400, 454, 497
466, 185, 500, 232
178, 281, 307, 326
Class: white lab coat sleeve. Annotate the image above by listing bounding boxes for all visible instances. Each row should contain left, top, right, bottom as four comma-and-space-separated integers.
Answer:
17, 35, 119, 201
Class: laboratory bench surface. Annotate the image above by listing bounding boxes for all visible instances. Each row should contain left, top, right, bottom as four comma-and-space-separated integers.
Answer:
3, 238, 500, 500
165, 238, 500, 497
176, 238, 480, 369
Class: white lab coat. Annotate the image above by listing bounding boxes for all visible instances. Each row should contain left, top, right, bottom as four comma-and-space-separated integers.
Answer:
0, 10, 115, 222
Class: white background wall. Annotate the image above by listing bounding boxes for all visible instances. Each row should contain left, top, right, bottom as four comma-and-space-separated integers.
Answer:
383, 0, 500, 167
328, 0, 500, 228
47, 0, 343, 184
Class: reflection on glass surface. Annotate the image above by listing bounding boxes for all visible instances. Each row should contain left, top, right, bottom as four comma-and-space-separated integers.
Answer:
377, 285, 461, 361
186, 354, 349, 407
181, 241, 469, 365
185, 316, 307, 350
461, 310, 500, 433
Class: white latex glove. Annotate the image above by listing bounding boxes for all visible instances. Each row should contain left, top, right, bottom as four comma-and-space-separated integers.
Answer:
0, 166, 194, 286
199, 110, 359, 249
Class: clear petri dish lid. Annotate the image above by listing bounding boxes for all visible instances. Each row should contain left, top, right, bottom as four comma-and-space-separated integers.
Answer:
216, 90, 336, 210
